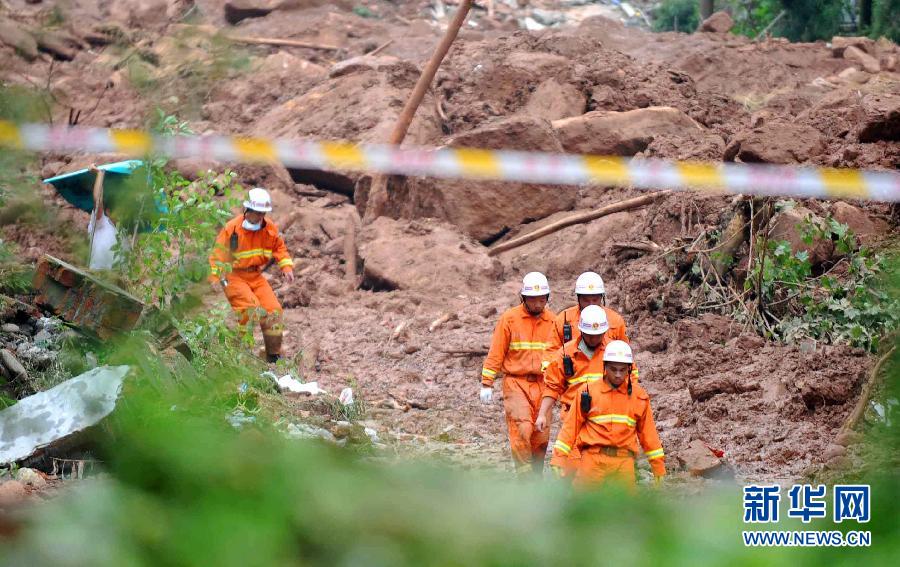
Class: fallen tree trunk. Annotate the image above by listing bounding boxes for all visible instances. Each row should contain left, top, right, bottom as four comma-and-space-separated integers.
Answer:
840, 347, 895, 435
488, 192, 667, 257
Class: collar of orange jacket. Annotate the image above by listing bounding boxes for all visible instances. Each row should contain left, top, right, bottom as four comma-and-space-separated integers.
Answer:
517, 303, 553, 322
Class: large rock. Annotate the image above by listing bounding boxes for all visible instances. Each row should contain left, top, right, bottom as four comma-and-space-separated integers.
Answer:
857, 93, 900, 143
380, 117, 575, 242
520, 78, 586, 122
0, 349, 27, 382
831, 36, 876, 57
768, 206, 835, 266
255, 56, 441, 194
0, 18, 38, 61
844, 45, 881, 74
552, 107, 704, 156
698, 11, 734, 34
676, 440, 723, 477
829, 202, 889, 241
358, 217, 501, 292
724, 121, 825, 164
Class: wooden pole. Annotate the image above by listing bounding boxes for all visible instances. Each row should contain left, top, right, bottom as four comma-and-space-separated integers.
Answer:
363, 0, 473, 223
88, 166, 105, 268
487, 192, 667, 257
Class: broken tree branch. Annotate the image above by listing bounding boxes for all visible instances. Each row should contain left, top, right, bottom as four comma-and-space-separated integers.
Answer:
228, 36, 340, 51
611, 240, 661, 254
367, 39, 394, 56
488, 192, 668, 257
363, 0, 473, 223
428, 312, 454, 332
841, 346, 895, 435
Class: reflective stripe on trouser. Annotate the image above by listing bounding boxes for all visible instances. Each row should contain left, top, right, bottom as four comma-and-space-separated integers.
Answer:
502, 375, 550, 475
573, 450, 636, 491
554, 404, 580, 480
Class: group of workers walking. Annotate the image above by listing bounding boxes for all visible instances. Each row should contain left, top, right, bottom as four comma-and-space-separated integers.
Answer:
480, 271, 666, 489
209, 188, 663, 490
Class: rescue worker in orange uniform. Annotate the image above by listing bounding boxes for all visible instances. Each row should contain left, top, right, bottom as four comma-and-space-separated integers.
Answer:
209, 187, 295, 362
536, 272, 639, 444
550, 339, 665, 489
480, 272, 557, 476
547, 272, 629, 352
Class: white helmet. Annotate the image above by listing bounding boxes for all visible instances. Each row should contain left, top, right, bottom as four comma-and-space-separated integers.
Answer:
603, 340, 633, 364
575, 271, 605, 295
244, 187, 273, 212
520, 272, 550, 296
578, 305, 609, 335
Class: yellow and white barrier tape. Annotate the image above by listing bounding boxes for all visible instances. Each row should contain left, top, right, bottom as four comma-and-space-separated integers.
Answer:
2, 120, 898, 202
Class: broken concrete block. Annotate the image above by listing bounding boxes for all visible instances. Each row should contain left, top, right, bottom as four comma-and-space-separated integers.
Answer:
0, 365, 129, 465
677, 439, 723, 477
33, 255, 144, 340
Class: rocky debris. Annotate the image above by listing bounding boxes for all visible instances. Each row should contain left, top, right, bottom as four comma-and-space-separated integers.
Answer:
857, 93, 900, 143
552, 106, 704, 156
285, 422, 337, 443
383, 116, 575, 242
843, 46, 881, 74
1, 323, 20, 334
224, 0, 281, 25
677, 440, 723, 477
0, 349, 28, 381
724, 121, 825, 164
688, 373, 761, 402
14, 467, 47, 488
520, 78, 587, 121
0, 18, 39, 61
836, 67, 871, 84
798, 367, 865, 409
768, 205, 835, 266
698, 11, 734, 34
34, 30, 84, 61
829, 202, 889, 242
0, 366, 130, 465
0, 480, 27, 507
830, 36, 876, 58
359, 217, 501, 292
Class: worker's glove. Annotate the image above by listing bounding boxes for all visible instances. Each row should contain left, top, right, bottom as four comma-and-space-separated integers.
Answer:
479, 387, 493, 404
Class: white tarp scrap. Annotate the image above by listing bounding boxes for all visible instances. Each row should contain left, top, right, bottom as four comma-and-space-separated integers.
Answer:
0, 365, 130, 465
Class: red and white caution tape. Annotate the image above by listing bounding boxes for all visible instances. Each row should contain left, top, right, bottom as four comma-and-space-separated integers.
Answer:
2, 120, 899, 201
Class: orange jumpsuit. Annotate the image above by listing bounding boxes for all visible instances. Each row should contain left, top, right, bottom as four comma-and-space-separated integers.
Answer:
208, 215, 294, 355
482, 303, 557, 475
547, 305, 630, 352
545, 341, 641, 477
550, 377, 665, 490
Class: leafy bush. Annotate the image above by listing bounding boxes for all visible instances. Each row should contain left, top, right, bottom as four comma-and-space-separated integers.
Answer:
652, 0, 700, 32
745, 209, 898, 351
871, 0, 900, 42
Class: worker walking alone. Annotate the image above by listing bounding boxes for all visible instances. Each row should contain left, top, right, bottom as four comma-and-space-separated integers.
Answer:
550, 340, 665, 490
209, 188, 295, 362
480, 272, 557, 476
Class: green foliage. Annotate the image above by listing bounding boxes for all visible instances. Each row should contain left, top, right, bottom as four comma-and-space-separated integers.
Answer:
726, 0, 849, 41
746, 212, 899, 351
652, 0, 701, 32
0, 240, 32, 295
727, 0, 783, 37
871, 0, 900, 42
